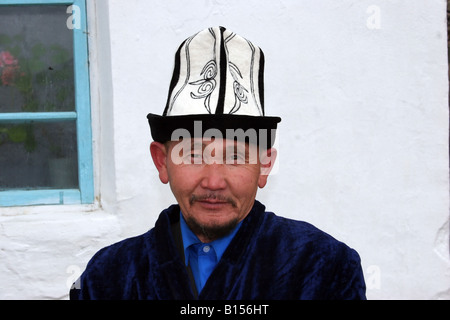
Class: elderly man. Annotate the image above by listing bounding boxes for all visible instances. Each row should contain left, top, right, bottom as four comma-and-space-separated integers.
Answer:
70, 27, 366, 300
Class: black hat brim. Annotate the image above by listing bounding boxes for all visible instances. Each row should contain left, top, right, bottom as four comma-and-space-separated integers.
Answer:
147, 113, 281, 148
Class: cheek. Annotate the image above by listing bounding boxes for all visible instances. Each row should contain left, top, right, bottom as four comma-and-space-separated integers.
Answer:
167, 165, 198, 195
229, 167, 261, 194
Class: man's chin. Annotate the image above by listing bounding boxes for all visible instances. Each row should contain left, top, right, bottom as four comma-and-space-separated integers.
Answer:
185, 215, 240, 242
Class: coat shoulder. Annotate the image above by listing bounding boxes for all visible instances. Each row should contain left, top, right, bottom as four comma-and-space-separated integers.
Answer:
255, 212, 366, 299
71, 230, 155, 299
90, 230, 153, 268
263, 213, 340, 244
261, 212, 362, 267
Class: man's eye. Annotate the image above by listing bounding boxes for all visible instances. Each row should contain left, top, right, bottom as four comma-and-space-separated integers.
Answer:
227, 153, 245, 164
189, 153, 202, 163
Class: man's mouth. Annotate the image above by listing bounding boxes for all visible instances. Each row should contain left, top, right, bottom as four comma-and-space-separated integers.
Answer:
190, 194, 237, 208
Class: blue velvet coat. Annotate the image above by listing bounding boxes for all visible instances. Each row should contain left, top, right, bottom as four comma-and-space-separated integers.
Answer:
70, 201, 366, 300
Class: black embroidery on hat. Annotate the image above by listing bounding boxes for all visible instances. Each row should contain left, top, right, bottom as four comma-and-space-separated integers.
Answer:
189, 60, 217, 114
165, 33, 198, 115
229, 62, 249, 114
188, 28, 217, 114
225, 33, 250, 114
246, 40, 263, 116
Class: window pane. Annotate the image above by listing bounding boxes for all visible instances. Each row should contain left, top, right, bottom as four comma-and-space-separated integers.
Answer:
0, 121, 79, 190
0, 5, 74, 113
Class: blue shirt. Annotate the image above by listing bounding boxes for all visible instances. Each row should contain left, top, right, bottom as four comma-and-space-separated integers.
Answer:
179, 212, 242, 293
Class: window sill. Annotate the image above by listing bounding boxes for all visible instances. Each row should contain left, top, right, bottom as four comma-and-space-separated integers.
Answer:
0, 190, 100, 217
0, 189, 90, 207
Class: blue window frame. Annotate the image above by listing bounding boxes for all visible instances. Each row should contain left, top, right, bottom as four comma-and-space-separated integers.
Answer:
0, 0, 93, 206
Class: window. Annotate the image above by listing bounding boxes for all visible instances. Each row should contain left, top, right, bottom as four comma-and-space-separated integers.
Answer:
0, 0, 93, 207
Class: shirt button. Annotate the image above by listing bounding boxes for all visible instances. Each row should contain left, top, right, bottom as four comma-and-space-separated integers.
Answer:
203, 245, 211, 253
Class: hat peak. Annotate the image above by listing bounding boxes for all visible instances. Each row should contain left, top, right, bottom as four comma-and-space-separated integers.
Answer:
163, 26, 265, 117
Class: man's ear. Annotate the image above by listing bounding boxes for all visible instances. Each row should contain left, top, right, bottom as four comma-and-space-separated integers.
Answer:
258, 147, 277, 189
150, 142, 169, 184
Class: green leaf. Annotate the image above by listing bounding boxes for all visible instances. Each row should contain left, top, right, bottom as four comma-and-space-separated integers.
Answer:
7, 125, 27, 143
28, 59, 45, 73
23, 99, 39, 112
56, 87, 68, 103
0, 34, 12, 45
31, 43, 47, 58
14, 74, 32, 94
45, 102, 56, 112
12, 34, 25, 42
51, 49, 70, 65
9, 45, 21, 58
35, 72, 48, 85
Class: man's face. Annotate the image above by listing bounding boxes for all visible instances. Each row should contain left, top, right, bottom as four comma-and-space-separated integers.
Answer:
150, 138, 276, 242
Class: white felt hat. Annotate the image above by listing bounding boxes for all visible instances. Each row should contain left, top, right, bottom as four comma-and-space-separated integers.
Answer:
147, 26, 281, 146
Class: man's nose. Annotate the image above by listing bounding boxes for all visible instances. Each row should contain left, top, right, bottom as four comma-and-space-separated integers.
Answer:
199, 164, 227, 190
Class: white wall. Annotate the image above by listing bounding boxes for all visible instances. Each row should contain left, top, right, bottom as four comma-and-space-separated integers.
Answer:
0, 0, 448, 300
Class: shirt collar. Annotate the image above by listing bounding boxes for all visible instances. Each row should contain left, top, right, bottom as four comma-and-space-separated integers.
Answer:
179, 212, 242, 266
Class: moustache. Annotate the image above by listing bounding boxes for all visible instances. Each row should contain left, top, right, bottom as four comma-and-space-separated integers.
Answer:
190, 194, 237, 208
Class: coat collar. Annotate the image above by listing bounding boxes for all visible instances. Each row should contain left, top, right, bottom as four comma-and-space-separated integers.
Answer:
151, 200, 267, 299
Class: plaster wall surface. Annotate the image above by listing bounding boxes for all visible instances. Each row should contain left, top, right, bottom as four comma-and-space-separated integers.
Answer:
0, 0, 448, 300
